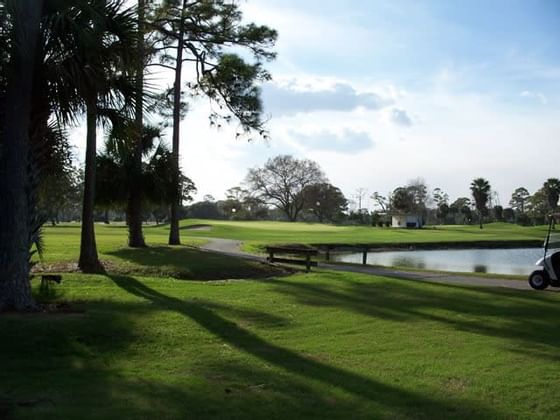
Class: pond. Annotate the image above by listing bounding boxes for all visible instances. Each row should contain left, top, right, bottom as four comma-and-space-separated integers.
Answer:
331, 247, 543, 276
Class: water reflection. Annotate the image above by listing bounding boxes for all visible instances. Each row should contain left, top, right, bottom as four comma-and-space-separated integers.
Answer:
392, 257, 426, 270
473, 264, 487, 273
332, 248, 541, 276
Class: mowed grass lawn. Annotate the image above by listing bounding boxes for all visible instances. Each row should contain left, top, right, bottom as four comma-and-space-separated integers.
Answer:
1, 221, 558, 419
2, 272, 560, 419
179, 219, 546, 252
38, 223, 281, 280
41, 220, 546, 259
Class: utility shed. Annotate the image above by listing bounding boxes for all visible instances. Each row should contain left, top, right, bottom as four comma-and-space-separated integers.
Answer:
391, 214, 423, 228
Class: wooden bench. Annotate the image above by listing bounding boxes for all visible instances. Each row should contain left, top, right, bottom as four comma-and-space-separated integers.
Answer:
265, 246, 318, 272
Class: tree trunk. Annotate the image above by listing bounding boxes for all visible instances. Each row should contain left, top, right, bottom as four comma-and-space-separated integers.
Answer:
78, 99, 102, 272
168, 9, 186, 246
284, 205, 295, 222
127, 191, 145, 245
0, 0, 43, 311
128, 0, 147, 248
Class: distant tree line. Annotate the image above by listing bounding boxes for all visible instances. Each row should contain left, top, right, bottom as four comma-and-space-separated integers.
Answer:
368, 177, 560, 229
46, 150, 560, 231
182, 155, 559, 230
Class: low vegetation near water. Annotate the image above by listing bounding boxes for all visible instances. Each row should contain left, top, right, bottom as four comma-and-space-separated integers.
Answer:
1, 220, 558, 419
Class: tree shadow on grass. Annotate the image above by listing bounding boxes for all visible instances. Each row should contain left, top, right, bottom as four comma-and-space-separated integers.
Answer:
265, 273, 560, 363
105, 246, 283, 280
0, 299, 189, 419
109, 274, 502, 419
0, 297, 293, 419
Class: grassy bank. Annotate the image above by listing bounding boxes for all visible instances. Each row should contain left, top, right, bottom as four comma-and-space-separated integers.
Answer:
42, 221, 546, 259
178, 220, 546, 252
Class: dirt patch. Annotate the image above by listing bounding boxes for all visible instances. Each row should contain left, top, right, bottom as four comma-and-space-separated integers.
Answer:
444, 377, 470, 394
32, 262, 79, 273
32, 259, 121, 274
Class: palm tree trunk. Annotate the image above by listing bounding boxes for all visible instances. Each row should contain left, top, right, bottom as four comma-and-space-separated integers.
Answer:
0, 0, 43, 311
168, 9, 186, 246
128, 0, 147, 248
78, 99, 102, 272
127, 190, 145, 244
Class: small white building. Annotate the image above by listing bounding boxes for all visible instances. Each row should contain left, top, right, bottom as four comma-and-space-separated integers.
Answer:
391, 214, 423, 228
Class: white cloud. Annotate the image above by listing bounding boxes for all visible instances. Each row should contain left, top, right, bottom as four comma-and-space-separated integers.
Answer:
520, 90, 548, 105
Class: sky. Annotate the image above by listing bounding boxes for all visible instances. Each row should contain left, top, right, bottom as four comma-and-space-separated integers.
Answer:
72, 0, 560, 210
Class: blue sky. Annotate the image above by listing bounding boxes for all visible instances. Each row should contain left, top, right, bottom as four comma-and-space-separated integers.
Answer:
73, 0, 560, 209
261, 0, 560, 86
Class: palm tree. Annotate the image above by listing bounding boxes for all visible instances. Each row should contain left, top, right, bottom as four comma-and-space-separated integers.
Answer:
96, 123, 195, 220
57, 1, 138, 272
97, 123, 165, 211
127, 0, 153, 247
0, 0, 44, 311
37, 122, 75, 226
470, 178, 491, 229
14, 0, 137, 272
1, 0, 137, 306
510, 187, 530, 214
1, 0, 91, 309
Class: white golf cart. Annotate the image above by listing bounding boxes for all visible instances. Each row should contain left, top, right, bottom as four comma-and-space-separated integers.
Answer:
528, 214, 560, 290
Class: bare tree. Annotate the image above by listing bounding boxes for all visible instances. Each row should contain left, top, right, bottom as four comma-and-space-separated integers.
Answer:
354, 187, 368, 213
246, 155, 327, 222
